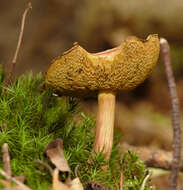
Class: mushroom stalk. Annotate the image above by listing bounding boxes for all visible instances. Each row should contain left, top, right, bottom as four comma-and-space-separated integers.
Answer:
94, 90, 116, 161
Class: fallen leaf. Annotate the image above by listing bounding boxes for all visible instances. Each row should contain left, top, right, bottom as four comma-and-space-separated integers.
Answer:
0, 169, 32, 190
46, 139, 85, 190
45, 139, 70, 173
52, 169, 70, 190
69, 177, 84, 190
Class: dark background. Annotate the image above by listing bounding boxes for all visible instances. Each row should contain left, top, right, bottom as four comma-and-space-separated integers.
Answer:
1, 1, 183, 75
1, 1, 183, 188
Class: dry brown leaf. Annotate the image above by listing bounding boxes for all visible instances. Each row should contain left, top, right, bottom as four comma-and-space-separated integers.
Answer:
14, 176, 25, 183
3, 185, 25, 190
0, 142, 31, 190
52, 169, 85, 190
52, 169, 70, 190
46, 139, 85, 190
0, 179, 11, 188
0, 169, 32, 190
45, 139, 70, 173
69, 178, 84, 190
2, 143, 11, 179
0, 179, 28, 190
0, 178, 25, 190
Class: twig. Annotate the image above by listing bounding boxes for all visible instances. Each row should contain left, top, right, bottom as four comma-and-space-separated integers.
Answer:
2, 143, 11, 179
119, 155, 124, 190
140, 172, 151, 190
0, 179, 11, 187
119, 169, 123, 190
74, 165, 79, 177
0, 169, 32, 190
120, 143, 183, 172
34, 159, 53, 176
160, 38, 181, 190
5, 2, 32, 87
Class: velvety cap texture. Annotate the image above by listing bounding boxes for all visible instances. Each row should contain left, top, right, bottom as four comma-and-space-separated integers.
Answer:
45, 34, 160, 96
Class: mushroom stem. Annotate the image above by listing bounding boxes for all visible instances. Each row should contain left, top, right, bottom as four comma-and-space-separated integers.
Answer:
94, 90, 116, 161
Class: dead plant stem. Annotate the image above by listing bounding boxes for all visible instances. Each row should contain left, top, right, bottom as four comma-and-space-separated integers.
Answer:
140, 172, 151, 190
160, 38, 181, 190
0, 169, 32, 190
2, 143, 11, 179
34, 159, 53, 176
5, 2, 32, 87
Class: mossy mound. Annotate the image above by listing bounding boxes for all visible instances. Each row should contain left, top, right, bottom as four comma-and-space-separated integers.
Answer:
0, 67, 150, 190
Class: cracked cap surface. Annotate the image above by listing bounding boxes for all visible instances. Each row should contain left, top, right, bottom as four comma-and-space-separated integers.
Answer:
45, 34, 160, 96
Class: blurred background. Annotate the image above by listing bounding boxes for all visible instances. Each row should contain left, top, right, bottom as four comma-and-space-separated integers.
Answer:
1, 1, 183, 189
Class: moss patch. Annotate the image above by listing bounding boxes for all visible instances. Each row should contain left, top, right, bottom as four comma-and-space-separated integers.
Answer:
0, 67, 150, 190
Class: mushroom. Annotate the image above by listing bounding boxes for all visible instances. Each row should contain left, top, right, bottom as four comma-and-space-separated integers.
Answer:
45, 34, 160, 162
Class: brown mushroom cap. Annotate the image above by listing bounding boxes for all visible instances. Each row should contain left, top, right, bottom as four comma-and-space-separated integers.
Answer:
45, 34, 160, 96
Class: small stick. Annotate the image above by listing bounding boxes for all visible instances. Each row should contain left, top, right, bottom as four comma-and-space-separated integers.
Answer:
119, 170, 124, 190
34, 159, 53, 176
5, 2, 32, 87
119, 155, 124, 190
74, 165, 79, 177
120, 143, 183, 172
2, 143, 11, 179
160, 38, 181, 190
0, 179, 11, 187
140, 172, 151, 190
0, 169, 32, 190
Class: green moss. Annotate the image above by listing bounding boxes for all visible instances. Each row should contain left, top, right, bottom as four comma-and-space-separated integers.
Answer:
0, 68, 150, 189
122, 151, 150, 190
